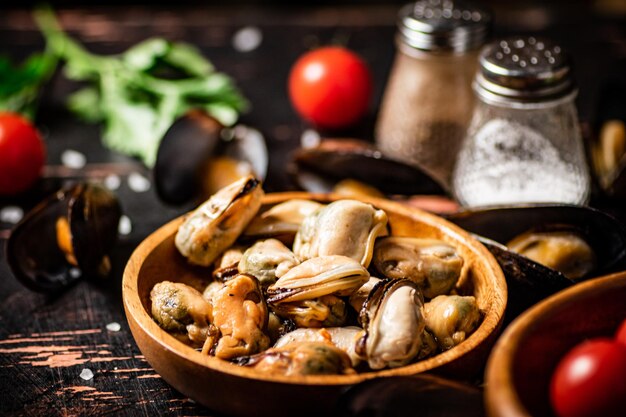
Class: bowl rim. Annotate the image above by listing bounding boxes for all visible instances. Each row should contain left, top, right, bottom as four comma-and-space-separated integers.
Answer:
123, 192, 507, 386
484, 270, 626, 417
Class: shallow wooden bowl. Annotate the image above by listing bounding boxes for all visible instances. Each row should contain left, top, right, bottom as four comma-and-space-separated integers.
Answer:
123, 192, 507, 417
485, 271, 626, 417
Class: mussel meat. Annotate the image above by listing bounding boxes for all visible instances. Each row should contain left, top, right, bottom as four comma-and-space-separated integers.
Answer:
238, 239, 300, 287
7, 182, 121, 292
424, 295, 481, 351
175, 175, 264, 266
356, 279, 427, 370
507, 229, 596, 280
293, 200, 388, 267
203, 274, 270, 359
270, 295, 348, 328
274, 327, 364, 367
236, 341, 355, 376
151, 281, 212, 346
372, 237, 464, 299
243, 199, 324, 243
266, 255, 369, 304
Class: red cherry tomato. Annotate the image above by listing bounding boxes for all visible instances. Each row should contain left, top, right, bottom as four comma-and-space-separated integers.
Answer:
550, 338, 626, 417
0, 113, 46, 195
616, 318, 626, 346
288, 46, 372, 129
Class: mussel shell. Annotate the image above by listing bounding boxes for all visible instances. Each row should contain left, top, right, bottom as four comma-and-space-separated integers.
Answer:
290, 139, 447, 196
154, 111, 221, 205
6, 183, 121, 292
154, 111, 268, 205
69, 183, 122, 275
447, 204, 626, 276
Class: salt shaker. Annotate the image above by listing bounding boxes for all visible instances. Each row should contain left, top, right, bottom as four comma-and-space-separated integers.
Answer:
375, 0, 491, 187
452, 36, 591, 207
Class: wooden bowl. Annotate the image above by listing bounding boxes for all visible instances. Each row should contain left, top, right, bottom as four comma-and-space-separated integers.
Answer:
485, 271, 626, 417
123, 192, 507, 417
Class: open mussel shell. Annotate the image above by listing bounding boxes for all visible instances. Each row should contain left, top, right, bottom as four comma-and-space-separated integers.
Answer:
447, 204, 626, 277
334, 374, 484, 417
6, 183, 121, 292
587, 75, 626, 199
447, 204, 626, 319
289, 139, 447, 196
154, 110, 268, 205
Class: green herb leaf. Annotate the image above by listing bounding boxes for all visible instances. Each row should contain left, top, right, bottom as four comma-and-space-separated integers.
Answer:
34, 6, 248, 166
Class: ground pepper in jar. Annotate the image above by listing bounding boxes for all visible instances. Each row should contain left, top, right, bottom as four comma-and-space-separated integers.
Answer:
375, 0, 491, 188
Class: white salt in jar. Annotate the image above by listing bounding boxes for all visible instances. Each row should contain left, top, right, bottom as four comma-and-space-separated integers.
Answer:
452, 36, 591, 207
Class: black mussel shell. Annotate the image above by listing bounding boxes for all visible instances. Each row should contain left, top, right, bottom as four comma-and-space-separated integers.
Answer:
334, 374, 484, 417
474, 236, 574, 321
6, 183, 121, 292
154, 111, 268, 205
154, 110, 222, 205
290, 139, 447, 196
588, 76, 626, 199
447, 204, 626, 277
69, 183, 122, 276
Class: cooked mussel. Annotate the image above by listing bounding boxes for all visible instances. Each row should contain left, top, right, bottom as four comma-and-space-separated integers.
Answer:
290, 138, 447, 196
266, 255, 369, 304
372, 237, 464, 299
7, 182, 121, 292
293, 200, 388, 267
203, 274, 270, 359
154, 110, 268, 205
238, 239, 300, 287
270, 295, 349, 328
356, 279, 427, 370
274, 327, 364, 367
424, 295, 481, 351
243, 199, 324, 243
447, 204, 626, 279
447, 204, 626, 320
151, 281, 213, 347
235, 341, 355, 376
175, 175, 264, 266
507, 229, 596, 280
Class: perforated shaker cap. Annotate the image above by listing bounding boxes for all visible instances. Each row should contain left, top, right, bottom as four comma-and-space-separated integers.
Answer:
475, 36, 575, 103
398, 0, 491, 53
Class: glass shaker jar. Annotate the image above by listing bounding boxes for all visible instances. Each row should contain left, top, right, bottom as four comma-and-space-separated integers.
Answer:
452, 36, 591, 207
376, 0, 491, 188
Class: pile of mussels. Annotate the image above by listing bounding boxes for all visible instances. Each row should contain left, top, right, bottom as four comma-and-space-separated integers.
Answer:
149, 175, 482, 376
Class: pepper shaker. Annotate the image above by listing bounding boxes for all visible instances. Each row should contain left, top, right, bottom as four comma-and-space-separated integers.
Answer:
375, 0, 491, 187
452, 36, 591, 207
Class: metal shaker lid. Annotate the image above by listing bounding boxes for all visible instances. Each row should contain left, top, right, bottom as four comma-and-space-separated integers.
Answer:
475, 36, 575, 103
398, 0, 491, 53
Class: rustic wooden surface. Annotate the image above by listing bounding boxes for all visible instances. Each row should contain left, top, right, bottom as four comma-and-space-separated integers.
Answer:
1, 3, 625, 417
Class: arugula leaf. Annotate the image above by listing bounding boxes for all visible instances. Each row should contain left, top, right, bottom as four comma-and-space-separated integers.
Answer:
34, 6, 248, 167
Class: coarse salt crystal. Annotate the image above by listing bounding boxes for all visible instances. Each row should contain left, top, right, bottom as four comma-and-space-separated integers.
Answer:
127, 172, 151, 193
118, 215, 132, 236
69, 268, 82, 279
79, 368, 94, 381
301, 129, 321, 149
0, 206, 24, 224
232, 26, 263, 52
104, 174, 121, 191
61, 150, 87, 169
106, 322, 121, 332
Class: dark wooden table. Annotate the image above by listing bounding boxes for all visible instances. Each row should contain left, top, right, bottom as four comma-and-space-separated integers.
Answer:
1, 4, 625, 416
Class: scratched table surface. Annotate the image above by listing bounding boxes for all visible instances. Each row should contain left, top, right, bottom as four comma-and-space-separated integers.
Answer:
1, 3, 626, 417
